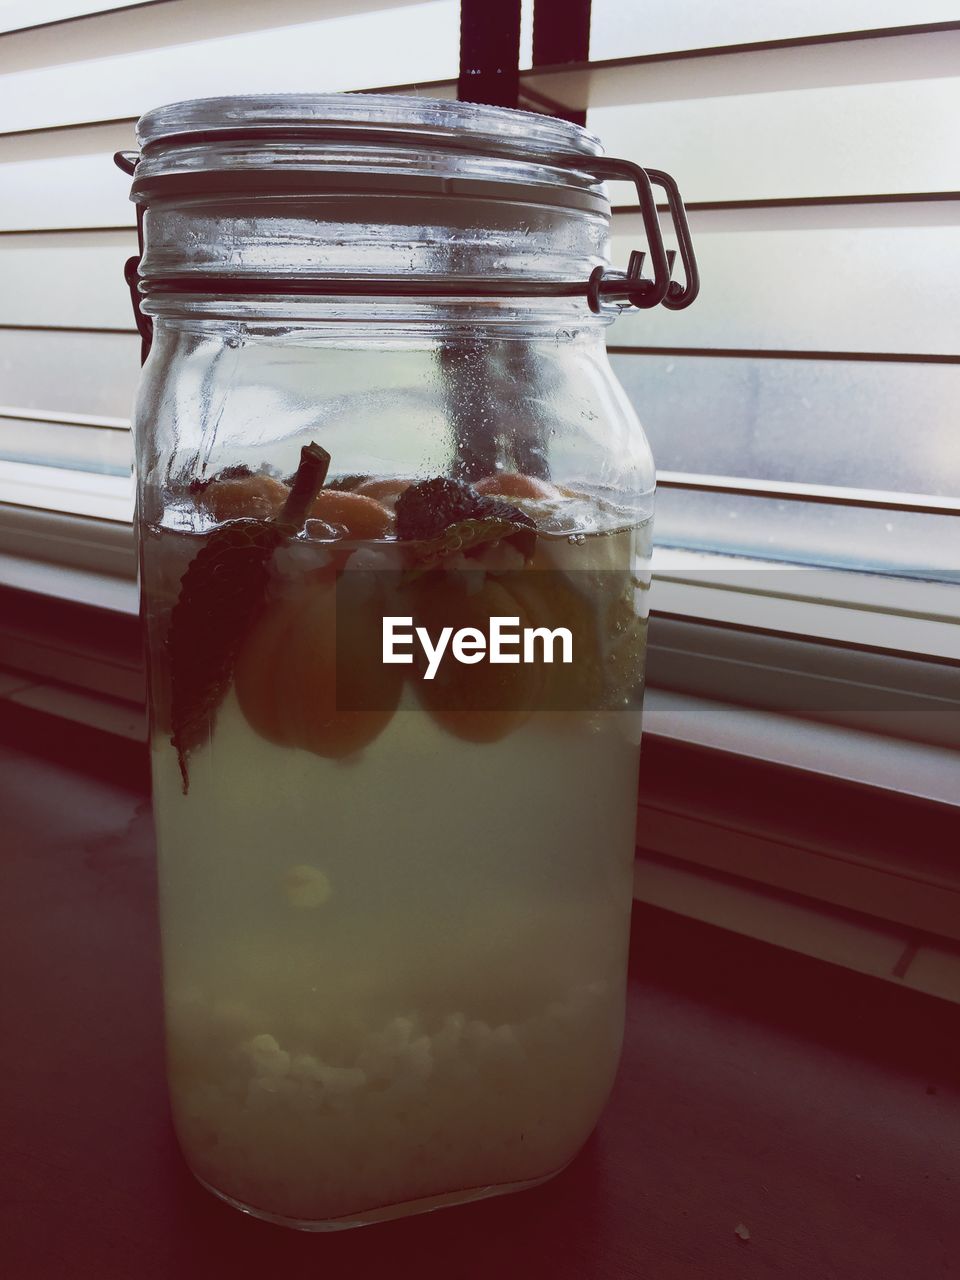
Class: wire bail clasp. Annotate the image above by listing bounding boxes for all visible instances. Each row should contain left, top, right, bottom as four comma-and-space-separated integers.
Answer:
583, 156, 699, 314
114, 150, 153, 365
112, 146, 699, 332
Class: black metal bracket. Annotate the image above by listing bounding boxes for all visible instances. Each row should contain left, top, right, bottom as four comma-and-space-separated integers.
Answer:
458, 0, 522, 110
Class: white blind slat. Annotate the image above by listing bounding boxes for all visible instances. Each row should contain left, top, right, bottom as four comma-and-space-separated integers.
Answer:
587, 1, 960, 62
0, 154, 134, 232
0, 1, 459, 135
3, 80, 955, 234
0, 329, 140, 415
0, 233, 133, 327
590, 77, 959, 205
0, 0, 152, 35
524, 28, 960, 109
610, 215, 960, 356
0, 412, 131, 473
1, 0, 440, 70
610, 354, 960, 498
0, 121, 136, 166
0, 458, 132, 519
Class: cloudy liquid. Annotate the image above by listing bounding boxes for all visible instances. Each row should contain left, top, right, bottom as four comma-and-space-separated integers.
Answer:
144, 514, 650, 1227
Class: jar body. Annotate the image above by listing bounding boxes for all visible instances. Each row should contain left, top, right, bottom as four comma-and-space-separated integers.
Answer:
136, 307, 653, 1227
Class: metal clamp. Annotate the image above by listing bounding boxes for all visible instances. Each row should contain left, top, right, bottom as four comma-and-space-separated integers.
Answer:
115, 150, 152, 365
583, 157, 699, 313
114, 145, 699, 363
645, 167, 700, 311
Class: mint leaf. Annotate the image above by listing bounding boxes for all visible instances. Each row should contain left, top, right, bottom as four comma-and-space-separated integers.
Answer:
167, 442, 329, 792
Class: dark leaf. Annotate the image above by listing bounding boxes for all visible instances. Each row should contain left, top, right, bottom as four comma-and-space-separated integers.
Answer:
168, 442, 330, 791
405, 515, 537, 579
168, 519, 288, 791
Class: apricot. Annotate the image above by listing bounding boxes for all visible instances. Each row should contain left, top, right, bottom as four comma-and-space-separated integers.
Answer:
233, 593, 302, 746
307, 489, 393, 540
235, 577, 402, 757
513, 571, 649, 714
355, 477, 412, 507
473, 472, 561, 501
196, 474, 289, 522
407, 576, 543, 743
509, 573, 604, 711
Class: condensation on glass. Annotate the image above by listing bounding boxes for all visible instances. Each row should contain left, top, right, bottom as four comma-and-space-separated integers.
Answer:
122, 94, 693, 1229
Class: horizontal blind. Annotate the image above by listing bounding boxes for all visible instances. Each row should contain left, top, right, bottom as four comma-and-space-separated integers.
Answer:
0, 0, 463, 131
0, 1, 157, 35
519, 15, 960, 578
0, 0, 459, 546
1, 2, 958, 583
587, 0, 960, 58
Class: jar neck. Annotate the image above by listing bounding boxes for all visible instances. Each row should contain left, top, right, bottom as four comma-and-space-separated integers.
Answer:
137, 189, 611, 315
141, 294, 614, 338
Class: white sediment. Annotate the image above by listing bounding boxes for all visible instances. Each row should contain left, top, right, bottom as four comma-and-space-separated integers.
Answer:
166, 972, 619, 1223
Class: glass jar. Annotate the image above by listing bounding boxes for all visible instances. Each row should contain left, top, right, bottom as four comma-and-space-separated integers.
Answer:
121, 94, 696, 1230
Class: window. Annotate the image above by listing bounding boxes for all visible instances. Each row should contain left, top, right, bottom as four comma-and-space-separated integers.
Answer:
3, 5, 957, 577
0, 2, 957, 943
521, 11, 960, 583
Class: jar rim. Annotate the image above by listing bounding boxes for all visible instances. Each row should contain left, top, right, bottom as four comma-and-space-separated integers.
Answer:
136, 93, 604, 161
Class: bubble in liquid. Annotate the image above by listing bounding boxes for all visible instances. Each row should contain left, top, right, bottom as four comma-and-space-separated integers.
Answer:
567, 533, 586, 546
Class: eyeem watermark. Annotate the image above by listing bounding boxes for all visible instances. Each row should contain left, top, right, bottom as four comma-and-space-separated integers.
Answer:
383, 616, 573, 681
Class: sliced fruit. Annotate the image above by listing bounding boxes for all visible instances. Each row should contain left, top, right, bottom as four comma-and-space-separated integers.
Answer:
407, 575, 543, 742
194, 473, 289, 522
474, 472, 561, 501
235, 575, 402, 758
171, 444, 330, 790
307, 490, 393, 540
356, 477, 412, 507
232, 589, 303, 746
509, 573, 604, 711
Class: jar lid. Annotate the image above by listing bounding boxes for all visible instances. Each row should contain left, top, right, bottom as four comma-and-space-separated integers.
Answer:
117, 94, 699, 327
137, 93, 603, 159
131, 93, 609, 214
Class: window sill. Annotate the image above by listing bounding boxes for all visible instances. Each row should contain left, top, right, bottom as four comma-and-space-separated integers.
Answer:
633, 852, 960, 1006
0, 548, 137, 612
0, 460, 132, 522
644, 687, 959, 807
